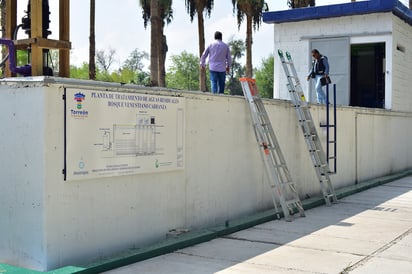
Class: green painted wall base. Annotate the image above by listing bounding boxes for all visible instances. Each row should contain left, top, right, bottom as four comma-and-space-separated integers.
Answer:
2, 169, 411, 274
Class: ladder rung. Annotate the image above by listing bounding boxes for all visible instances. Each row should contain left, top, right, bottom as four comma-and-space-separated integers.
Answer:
324, 193, 337, 200
285, 198, 301, 205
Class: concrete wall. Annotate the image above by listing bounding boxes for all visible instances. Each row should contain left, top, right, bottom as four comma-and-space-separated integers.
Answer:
1, 78, 412, 271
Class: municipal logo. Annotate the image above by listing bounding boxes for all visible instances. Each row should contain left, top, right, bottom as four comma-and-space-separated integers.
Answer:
71, 92, 89, 118
74, 92, 86, 109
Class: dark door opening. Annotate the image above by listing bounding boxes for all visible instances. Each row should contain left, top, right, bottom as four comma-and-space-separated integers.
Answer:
350, 43, 385, 108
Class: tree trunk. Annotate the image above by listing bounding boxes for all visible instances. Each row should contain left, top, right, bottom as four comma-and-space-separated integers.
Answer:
197, 8, 207, 91
245, 15, 253, 78
150, 0, 159, 86
410, 0, 412, 9
89, 0, 96, 80
158, 31, 167, 87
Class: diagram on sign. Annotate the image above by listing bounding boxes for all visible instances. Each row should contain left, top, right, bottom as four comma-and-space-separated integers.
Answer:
98, 114, 158, 158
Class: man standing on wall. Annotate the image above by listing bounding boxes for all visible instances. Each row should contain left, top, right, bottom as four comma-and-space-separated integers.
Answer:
307, 49, 330, 104
200, 31, 232, 94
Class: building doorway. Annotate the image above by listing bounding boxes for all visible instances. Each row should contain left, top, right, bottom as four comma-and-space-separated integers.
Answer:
350, 43, 385, 108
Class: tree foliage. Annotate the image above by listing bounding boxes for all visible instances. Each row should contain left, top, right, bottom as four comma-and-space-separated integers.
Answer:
227, 38, 246, 95
70, 48, 149, 85
96, 48, 116, 73
255, 54, 274, 98
166, 51, 199, 90
70, 62, 90, 79
123, 49, 149, 72
122, 48, 150, 85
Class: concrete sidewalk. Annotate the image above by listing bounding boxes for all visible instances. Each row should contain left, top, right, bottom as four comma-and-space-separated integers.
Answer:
103, 176, 412, 274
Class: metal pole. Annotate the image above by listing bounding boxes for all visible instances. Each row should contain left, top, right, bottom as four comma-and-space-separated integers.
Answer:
326, 84, 330, 165
333, 83, 337, 173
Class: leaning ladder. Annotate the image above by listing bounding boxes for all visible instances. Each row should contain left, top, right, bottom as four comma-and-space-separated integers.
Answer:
277, 50, 338, 206
240, 77, 305, 221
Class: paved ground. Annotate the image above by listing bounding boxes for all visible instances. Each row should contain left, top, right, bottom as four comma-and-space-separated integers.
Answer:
103, 176, 412, 274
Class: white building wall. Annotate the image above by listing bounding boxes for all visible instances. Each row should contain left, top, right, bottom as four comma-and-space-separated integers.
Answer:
392, 16, 412, 112
273, 13, 393, 106
1, 78, 412, 271
0, 86, 47, 269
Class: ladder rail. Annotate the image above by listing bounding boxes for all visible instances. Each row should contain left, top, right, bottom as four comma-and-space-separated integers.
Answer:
254, 99, 294, 185
320, 84, 338, 173
278, 50, 338, 205
240, 78, 305, 221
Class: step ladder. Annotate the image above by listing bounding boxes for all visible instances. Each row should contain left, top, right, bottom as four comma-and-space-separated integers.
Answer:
240, 77, 305, 221
277, 50, 338, 206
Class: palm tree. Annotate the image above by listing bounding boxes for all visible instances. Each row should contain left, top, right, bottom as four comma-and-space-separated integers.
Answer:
158, 1, 173, 87
288, 0, 315, 8
232, 0, 265, 78
140, 0, 173, 87
185, 0, 214, 91
89, 0, 96, 80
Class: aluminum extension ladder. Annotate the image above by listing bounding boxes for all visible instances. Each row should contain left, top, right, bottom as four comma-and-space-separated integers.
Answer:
240, 77, 305, 221
277, 50, 338, 206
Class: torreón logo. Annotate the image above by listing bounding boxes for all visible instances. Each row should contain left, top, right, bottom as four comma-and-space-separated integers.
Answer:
71, 92, 89, 118
74, 92, 86, 109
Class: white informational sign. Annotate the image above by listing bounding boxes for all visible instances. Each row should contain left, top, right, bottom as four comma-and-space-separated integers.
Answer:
65, 88, 185, 181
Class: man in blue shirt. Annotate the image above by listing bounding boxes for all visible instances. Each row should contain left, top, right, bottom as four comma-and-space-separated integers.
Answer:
307, 49, 330, 104
200, 31, 232, 94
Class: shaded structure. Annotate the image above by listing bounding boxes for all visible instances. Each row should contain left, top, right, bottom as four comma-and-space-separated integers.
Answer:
4, 0, 70, 77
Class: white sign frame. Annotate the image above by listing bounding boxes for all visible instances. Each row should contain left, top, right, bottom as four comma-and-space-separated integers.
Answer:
65, 88, 185, 181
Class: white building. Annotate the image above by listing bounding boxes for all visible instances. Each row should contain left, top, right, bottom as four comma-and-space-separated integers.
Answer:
263, 0, 412, 111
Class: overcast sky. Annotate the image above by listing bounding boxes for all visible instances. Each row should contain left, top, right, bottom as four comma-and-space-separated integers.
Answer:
16, 0, 410, 71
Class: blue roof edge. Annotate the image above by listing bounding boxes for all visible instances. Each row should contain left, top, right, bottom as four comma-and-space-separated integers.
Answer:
263, 0, 412, 26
